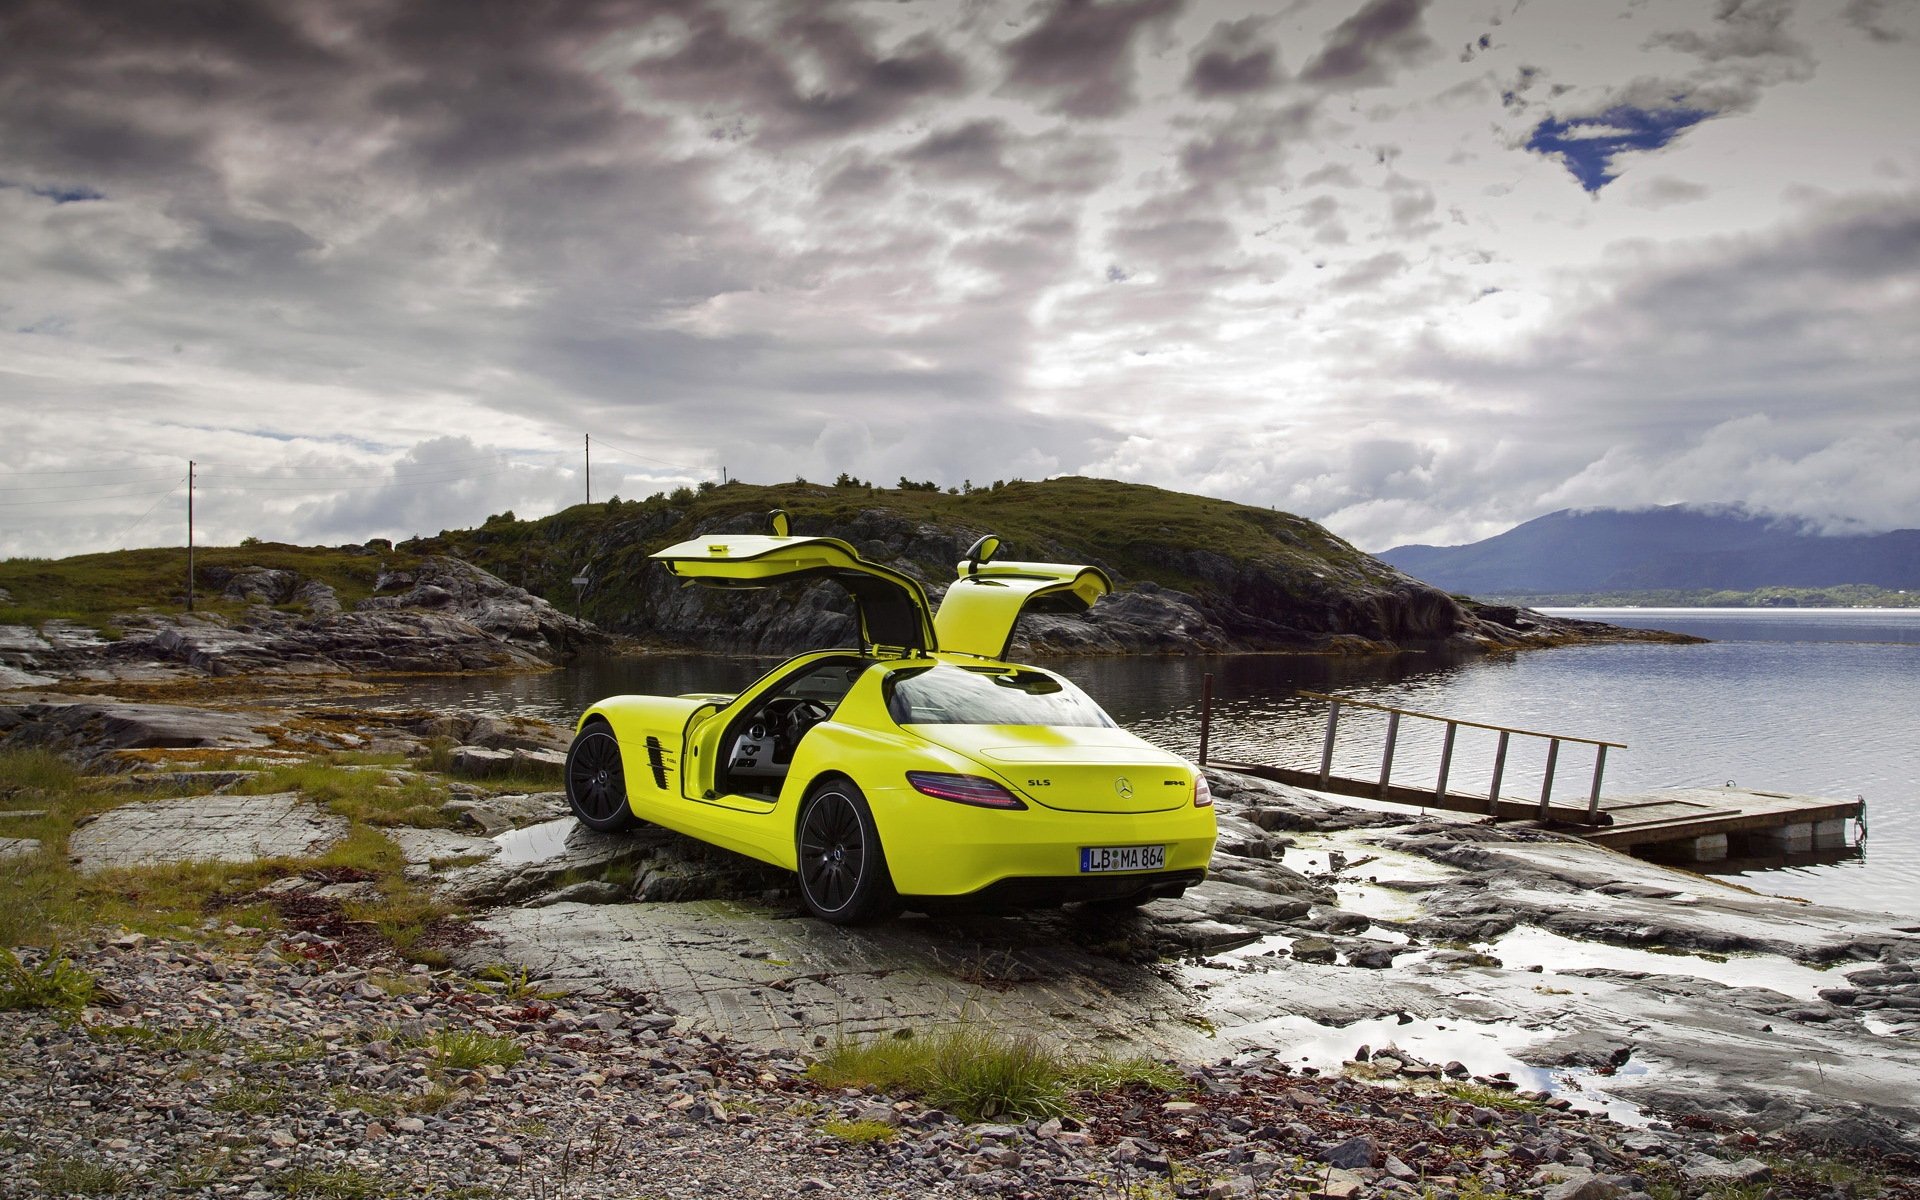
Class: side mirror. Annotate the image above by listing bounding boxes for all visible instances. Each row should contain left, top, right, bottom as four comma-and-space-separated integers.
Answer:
769, 509, 791, 538
962, 534, 1001, 576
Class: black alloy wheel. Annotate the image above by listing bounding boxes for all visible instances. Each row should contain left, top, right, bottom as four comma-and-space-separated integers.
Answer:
796, 781, 896, 925
565, 721, 637, 832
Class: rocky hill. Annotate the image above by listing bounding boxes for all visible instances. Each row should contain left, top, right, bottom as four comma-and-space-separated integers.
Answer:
407, 477, 1661, 656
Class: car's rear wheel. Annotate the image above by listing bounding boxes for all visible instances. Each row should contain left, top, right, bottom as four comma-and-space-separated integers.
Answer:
796, 779, 897, 925
565, 720, 637, 832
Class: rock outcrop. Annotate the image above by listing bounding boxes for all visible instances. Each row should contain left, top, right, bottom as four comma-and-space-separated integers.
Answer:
0, 556, 608, 683
439, 483, 1687, 658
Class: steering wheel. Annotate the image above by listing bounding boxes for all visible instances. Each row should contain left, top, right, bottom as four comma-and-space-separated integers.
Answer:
782, 698, 832, 744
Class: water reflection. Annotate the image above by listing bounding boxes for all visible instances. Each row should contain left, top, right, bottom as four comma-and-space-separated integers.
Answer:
368, 612, 1920, 915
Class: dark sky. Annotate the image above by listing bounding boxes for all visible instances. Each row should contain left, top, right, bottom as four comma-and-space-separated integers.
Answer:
2, 0, 1916, 557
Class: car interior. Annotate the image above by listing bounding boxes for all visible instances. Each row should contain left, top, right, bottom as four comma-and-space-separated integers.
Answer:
718, 656, 870, 799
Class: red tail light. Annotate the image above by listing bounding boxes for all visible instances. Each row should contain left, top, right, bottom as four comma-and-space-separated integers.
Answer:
906, 772, 1027, 810
1193, 775, 1213, 808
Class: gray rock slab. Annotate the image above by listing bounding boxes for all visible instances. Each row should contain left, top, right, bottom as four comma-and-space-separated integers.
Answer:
385, 825, 499, 868
466, 900, 1216, 1058
69, 793, 346, 871
0, 699, 272, 763
0, 836, 41, 862
445, 791, 567, 835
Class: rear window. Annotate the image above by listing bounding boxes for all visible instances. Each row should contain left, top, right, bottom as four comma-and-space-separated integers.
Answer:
885, 664, 1116, 728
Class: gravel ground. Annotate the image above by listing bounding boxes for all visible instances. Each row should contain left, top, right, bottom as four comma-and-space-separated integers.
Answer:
6, 934, 1917, 1200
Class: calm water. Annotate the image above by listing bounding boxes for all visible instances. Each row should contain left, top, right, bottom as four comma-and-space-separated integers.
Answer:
383, 609, 1920, 917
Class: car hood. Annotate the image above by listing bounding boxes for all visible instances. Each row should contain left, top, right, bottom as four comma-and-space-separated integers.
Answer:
906, 724, 1196, 814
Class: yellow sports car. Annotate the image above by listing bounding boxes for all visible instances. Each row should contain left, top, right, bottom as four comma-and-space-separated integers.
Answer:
564, 513, 1216, 924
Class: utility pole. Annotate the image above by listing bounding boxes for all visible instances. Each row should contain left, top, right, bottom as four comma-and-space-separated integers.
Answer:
584, 434, 591, 505
721, 465, 727, 484
186, 459, 196, 613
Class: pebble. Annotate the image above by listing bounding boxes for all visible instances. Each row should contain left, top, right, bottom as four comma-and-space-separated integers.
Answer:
1, 937, 1908, 1200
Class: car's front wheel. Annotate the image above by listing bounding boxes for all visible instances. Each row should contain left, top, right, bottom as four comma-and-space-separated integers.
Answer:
565, 719, 638, 833
795, 779, 897, 925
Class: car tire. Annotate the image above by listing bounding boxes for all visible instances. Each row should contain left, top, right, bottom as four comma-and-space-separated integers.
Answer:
565, 719, 638, 833
795, 779, 898, 925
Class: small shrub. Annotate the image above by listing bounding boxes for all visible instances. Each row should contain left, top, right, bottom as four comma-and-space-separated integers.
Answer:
30, 1155, 134, 1196
1442, 1080, 1544, 1111
822, 1118, 897, 1144
210, 1082, 287, 1115
270, 1165, 391, 1198
1066, 1056, 1187, 1093
431, 1029, 524, 1070
811, 1027, 1069, 1122
0, 947, 94, 1015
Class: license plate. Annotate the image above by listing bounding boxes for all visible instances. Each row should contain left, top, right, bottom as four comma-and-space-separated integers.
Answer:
1079, 844, 1166, 873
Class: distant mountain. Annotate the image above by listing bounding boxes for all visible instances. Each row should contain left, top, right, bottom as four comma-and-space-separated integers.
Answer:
1379, 505, 1920, 595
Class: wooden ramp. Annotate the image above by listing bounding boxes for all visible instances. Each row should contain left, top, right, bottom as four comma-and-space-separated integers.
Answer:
1208, 760, 1862, 860
1194, 686, 1865, 862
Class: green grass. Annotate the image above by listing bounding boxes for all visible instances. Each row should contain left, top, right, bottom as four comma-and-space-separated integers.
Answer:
467, 963, 566, 1002
0, 756, 457, 967
0, 948, 95, 1015
0, 747, 81, 799
328, 1083, 461, 1118
1440, 1081, 1544, 1111
89, 1022, 228, 1053
210, 1081, 289, 1115
406, 476, 1397, 635
29, 1154, 135, 1196
821, 1118, 898, 1144
809, 1027, 1186, 1122
234, 760, 453, 829
430, 1029, 524, 1070
269, 1165, 397, 1199
0, 543, 424, 631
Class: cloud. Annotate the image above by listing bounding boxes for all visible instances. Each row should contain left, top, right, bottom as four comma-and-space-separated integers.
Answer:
1299, 0, 1433, 88
998, 0, 1184, 118
1, 0, 1914, 561
1185, 17, 1284, 97
631, 9, 968, 146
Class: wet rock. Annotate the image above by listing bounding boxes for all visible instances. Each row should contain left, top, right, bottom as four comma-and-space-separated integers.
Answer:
448, 746, 566, 781
444, 791, 568, 835
1289, 937, 1338, 964
529, 881, 629, 907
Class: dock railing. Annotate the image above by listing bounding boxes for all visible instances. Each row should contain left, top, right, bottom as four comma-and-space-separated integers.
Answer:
1296, 690, 1626, 823
1190, 675, 1628, 821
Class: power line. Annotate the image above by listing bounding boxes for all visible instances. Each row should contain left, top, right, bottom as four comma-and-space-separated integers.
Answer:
586, 436, 708, 474
108, 473, 189, 548
0, 486, 191, 509
198, 466, 526, 494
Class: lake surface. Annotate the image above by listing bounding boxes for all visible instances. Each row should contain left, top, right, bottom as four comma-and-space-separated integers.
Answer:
383, 609, 1920, 918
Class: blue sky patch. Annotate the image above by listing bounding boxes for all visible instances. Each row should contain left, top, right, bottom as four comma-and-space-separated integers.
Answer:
2, 180, 106, 204
1527, 106, 1713, 191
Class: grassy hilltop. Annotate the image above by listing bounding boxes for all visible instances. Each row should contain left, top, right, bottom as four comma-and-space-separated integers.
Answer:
2, 476, 1489, 652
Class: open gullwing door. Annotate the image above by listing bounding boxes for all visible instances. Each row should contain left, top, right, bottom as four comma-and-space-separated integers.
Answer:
652, 521, 935, 656
933, 535, 1113, 661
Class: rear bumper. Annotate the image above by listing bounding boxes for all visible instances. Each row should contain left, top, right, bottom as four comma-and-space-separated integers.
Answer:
911, 868, 1205, 911
867, 780, 1217, 897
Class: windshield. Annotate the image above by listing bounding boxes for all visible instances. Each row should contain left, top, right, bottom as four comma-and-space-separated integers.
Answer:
885, 664, 1117, 728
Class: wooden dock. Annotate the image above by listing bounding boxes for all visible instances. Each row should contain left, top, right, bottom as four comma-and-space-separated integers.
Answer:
1197, 687, 1865, 863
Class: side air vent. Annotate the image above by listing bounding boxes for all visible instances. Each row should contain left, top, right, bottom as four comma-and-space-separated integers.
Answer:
645, 736, 669, 790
